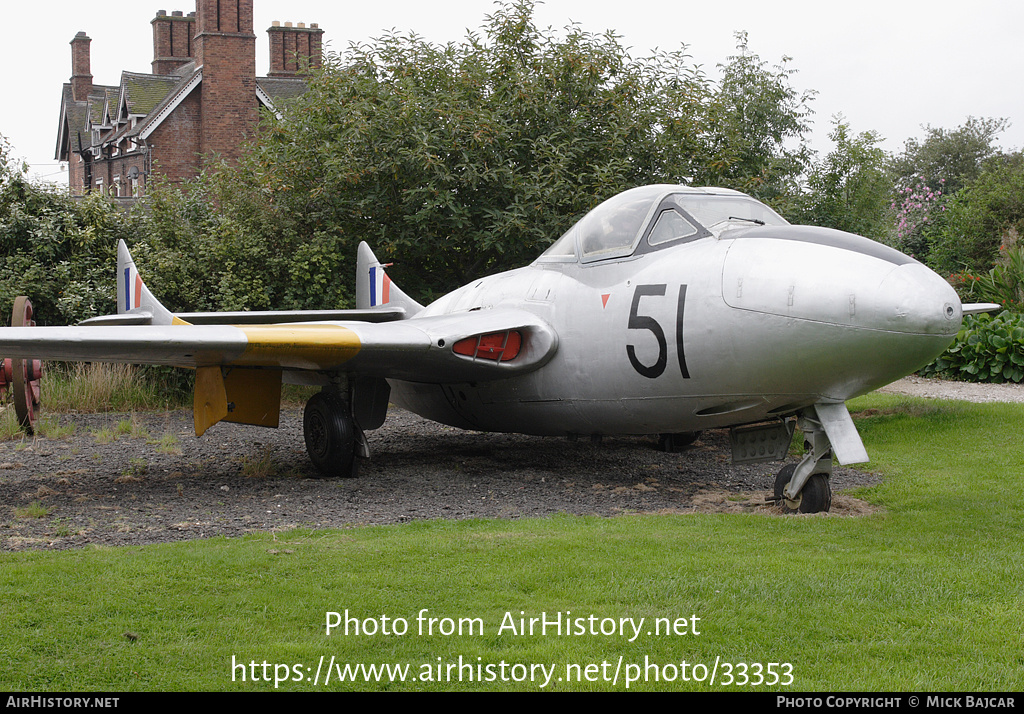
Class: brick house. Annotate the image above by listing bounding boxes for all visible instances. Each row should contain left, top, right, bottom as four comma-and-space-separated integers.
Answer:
55, 0, 324, 197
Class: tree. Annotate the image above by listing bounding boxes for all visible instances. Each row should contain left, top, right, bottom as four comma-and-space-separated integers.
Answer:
0, 133, 129, 325
232, 0, 722, 300
890, 116, 1007, 197
797, 117, 892, 240
137, 1, 817, 307
882, 118, 1006, 263
700, 32, 816, 210
929, 152, 1024, 275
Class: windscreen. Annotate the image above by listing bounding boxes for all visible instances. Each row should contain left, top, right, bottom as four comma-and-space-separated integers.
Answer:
676, 195, 788, 230
540, 186, 667, 262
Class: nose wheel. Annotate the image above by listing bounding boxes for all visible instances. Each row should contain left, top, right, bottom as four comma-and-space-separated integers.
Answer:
773, 464, 832, 514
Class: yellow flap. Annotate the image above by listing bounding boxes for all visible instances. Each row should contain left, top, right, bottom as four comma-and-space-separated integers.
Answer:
194, 366, 228, 436
223, 368, 282, 429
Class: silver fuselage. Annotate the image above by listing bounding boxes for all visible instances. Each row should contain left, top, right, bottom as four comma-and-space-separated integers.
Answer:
390, 224, 960, 437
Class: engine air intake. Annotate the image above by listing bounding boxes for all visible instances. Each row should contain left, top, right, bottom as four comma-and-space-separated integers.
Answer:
452, 331, 522, 362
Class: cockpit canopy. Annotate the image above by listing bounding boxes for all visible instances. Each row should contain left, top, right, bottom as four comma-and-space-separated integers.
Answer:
538, 185, 788, 264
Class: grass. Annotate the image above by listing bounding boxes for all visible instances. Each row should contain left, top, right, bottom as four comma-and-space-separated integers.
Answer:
12, 500, 48, 519
92, 426, 116, 445
41, 362, 189, 413
0, 393, 1022, 691
151, 433, 181, 455
0, 363, 188, 443
92, 416, 150, 445
33, 416, 76, 440
0, 365, 295, 444
120, 458, 149, 480
0, 406, 24, 439
282, 384, 318, 407
239, 447, 277, 479
51, 518, 77, 538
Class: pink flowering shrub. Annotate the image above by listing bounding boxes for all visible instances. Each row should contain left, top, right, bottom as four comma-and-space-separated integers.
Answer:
891, 175, 945, 255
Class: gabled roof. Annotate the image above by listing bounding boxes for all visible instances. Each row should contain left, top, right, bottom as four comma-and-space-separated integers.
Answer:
136, 70, 310, 138
105, 115, 136, 147
56, 85, 82, 159
55, 83, 119, 160
90, 88, 115, 126
56, 62, 314, 164
136, 67, 203, 140
256, 76, 310, 104
255, 76, 310, 120
119, 71, 183, 120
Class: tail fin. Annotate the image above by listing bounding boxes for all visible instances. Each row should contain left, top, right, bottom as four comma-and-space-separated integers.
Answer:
355, 242, 424, 317
117, 240, 180, 325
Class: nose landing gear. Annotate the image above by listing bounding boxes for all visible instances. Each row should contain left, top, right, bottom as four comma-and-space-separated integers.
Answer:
771, 408, 835, 514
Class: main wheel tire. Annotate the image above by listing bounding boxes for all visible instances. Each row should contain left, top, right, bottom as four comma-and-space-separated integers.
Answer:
774, 464, 831, 514
303, 390, 356, 479
658, 431, 702, 452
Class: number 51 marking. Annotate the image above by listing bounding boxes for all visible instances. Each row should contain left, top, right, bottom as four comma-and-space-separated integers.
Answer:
626, 284, 690, 379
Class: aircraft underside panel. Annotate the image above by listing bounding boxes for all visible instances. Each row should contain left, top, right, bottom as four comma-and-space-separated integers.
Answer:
389, 378, 823, 436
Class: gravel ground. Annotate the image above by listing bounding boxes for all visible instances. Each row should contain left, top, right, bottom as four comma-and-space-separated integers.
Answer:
877, 374, 1024, 403
1, 375, 1017, 551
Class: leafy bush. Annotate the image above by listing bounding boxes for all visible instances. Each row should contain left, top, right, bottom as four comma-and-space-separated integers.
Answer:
889, 174, 946, 259
0, 133, 135, 326
795, 118, 893, 242
927, 153, 1024, 275
951, 243, 1024, 312
919, 311, 1024, 383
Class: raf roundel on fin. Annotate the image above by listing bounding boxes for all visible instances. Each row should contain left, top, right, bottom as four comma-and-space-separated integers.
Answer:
115, 240, 177, 326
369, 265, 391, 307
355, 242, 424, 317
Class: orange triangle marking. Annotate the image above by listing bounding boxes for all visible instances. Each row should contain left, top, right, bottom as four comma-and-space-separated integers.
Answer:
601, 294, 610, 308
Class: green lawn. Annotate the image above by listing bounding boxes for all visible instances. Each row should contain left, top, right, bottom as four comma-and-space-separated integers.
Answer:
1, 393, 1021, 691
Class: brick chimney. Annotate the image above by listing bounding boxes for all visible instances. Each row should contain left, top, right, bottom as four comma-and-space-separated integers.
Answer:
152, 9, 196, 75
193, 0, 257, 163
70, 32, 93, 102
267, 21, 324, 77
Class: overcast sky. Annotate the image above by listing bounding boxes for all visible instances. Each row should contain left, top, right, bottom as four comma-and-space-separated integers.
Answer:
5, 0, 1023, 185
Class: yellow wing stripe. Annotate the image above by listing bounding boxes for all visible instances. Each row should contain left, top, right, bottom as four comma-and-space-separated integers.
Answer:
234, 325, 362, 369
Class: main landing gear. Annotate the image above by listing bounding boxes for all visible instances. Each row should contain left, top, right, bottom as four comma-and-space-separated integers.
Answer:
658, 431, 702, 452
303, 388, 360, 479
771, 410, 833, 514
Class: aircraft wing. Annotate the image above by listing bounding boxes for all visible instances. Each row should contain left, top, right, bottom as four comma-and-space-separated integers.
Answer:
80, 307, 407, 326
0, 240, 560, 438
0, 307, 558, 384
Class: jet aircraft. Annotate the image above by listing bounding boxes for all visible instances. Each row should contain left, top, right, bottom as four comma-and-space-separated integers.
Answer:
0, 185, 994, 513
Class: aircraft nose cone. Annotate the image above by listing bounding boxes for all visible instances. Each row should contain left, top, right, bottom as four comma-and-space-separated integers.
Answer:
875, 263, 962, 336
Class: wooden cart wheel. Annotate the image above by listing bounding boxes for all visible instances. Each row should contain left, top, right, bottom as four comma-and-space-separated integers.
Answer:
11, 296, 42, 434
